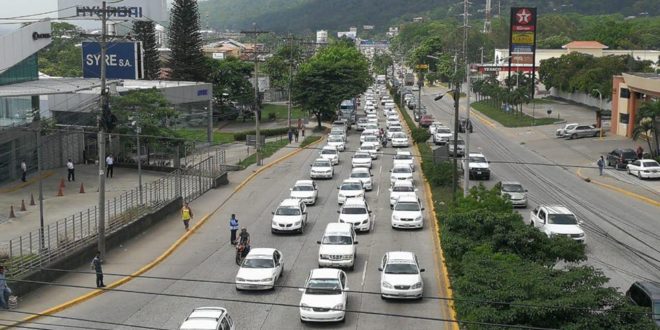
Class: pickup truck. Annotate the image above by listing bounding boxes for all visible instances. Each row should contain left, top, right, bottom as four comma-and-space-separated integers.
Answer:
529, 205, 585, 243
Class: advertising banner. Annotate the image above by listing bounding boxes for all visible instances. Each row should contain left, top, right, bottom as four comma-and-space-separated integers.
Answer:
58, 0, 167, 21
82, 42, 143, 79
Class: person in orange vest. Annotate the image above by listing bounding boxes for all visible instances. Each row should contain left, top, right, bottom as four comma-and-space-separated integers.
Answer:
181, 202, 193, 231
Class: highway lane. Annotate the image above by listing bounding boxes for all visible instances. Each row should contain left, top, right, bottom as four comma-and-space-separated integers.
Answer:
420, 90, 660, 291
25, 108, 452, 329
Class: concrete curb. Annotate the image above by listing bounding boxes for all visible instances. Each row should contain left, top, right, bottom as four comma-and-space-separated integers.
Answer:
575, 167, 660, 208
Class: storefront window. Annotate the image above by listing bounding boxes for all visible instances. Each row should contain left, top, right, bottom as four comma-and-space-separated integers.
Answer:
619, 113, 630, 124
0, 54, 38, 86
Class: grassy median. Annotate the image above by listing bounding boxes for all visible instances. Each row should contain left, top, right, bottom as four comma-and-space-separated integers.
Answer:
238, 139, 289, 168
471, 100, 559, 127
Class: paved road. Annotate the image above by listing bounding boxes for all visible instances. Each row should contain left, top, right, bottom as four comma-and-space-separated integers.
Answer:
421, 90, 660, 291
23, 107, 452, 329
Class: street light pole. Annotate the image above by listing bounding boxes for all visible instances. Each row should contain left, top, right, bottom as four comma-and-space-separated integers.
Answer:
593, 89, 604, 140
463, 63, 471, 197
135, 125, 143, 205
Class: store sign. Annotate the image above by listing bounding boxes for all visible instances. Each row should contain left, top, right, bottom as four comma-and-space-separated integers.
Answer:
31, 32, 51, 40
511, 54, 534, 64
58, 0, 167, 21
511, 32, 534, 45
82, 42, 143, 79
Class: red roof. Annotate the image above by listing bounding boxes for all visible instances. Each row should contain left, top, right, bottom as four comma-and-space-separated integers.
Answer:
562, 41, 608, 49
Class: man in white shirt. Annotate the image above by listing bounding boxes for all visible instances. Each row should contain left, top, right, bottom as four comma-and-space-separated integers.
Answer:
20, 161, 27, 182
66, 159, 75, 182
105, 154, 114, 178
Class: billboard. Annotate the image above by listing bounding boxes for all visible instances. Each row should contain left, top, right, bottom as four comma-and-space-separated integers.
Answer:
58, 0, 167, 21
82, 42, 143, 79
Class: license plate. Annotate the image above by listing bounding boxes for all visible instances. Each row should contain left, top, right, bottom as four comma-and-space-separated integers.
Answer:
477, 171, 482, 174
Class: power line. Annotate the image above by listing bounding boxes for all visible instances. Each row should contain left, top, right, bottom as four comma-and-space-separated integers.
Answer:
6, 278, 557, 330
1, 310, 167, 330
32, 268, 658, 317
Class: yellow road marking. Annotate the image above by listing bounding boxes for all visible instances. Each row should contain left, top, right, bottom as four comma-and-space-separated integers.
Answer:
469, 110, 496, 128
576, 168, 660, 208
0, 171, 54, 193
11, 137, 325, 327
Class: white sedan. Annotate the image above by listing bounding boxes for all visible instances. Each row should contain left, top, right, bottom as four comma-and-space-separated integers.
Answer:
359, 142, 379, 159
290, 180, 318, 205
327, 136, 346, 151
299, 268, 348, 323
235, 248, 283, 290
390, 132, 409, 147
319, 146, 339, 165
387, 126, 404, 140
393, 151, 415, 171
627, 159, 660, 179
390, 164, 413, 185
379, 251, 424, 299
352, 152, 373, 169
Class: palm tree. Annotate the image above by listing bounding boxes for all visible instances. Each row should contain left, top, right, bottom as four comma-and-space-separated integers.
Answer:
634, 100, 660, 157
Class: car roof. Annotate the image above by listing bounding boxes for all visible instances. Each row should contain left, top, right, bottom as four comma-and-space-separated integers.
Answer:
322, 145, 338, 150
343, 197, 367, 207
469, 152, 485, 157
540, 205, 573, 214
295, 180, 314, 186
181, 307, 228, 330
393, 179, 414, 187
631, 281, 660, 299
351, 167, 370, 173
247, 248, 276, 257
386, 251, 416, 262
396, 195, 418, 203
396, 150, 412, 155
279, 198, 302, 207
313, 158, 331, 163
324, 222, 353, 234
310, 268, 341, 279
342, 179, 363, 184
393, 164, 412, 170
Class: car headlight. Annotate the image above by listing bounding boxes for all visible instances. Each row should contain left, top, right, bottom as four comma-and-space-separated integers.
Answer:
236, 277, 246, 282
392, 214, 400, 221
333, 303, 345, 311
382, 281, 393, 289
294, 221, 302, 226
361, 219, 369, 224
272, 221, 278, 226
575, 233, 585, 237
320, 254, 330, 259
300, 303, 312, 311
415, 215, 422, 221
356, 193, 364, 198
338, 193, 345, 198
412, 282, 423, 289
263, 277, 274, 282
342, 254, 353, 260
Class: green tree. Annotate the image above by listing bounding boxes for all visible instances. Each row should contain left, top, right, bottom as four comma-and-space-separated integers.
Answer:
633, 100, 660, 157
38, 22, 83, 77
372, 53, 393, 76
263, 41, 303, 91
168, 0, 206, 81
132, 21, 161, 80
207, 57, 255, 116
292, 42, 371, 128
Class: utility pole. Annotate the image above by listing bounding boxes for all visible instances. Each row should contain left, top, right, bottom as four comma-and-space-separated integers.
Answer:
462, 0, 472, 197
283, 34, 301, 132
97, 1, 109, 258
36, 126, 45, 251
241, 23, 269, 166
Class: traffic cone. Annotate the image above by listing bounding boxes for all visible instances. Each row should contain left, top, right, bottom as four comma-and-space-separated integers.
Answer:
79, 183, 85, 193
59, 178, 65, 188
20, 199, 26, 211
29, 193, 35, 206
9, 205, 16, 218
57, 185, 64, 197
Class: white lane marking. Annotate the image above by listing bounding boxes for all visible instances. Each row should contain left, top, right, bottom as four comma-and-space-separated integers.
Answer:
361, 260, 368, 287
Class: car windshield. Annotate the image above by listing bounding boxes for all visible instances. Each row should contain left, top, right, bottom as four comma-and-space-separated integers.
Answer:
395, 202, 420, 211
358, 118, 368, 123
392, 133, 407, 139
547, 213, 578, 225
365, 136, 378, 141
450, 140, 465, 146
341, 183, 362, 190
621, 151, 636, 159
293, 185, 314, 191
329, 137, 343, 142
351, 172, 369, 178
361, 145, 375, 150
242, 258, 274, 269
367, 125, 378, 129
342, 207, 367, 214
276, 207, 301, 216
470, 156, 487, 163
389, 127, 402, 132
393, 185, 414, 192
354, 153, 370, 159
393, 167, 411, 174
322, 235, 353, 245
313, 161, 331, 167
642, 161, 660, 167
437, 128, 451, 134
502, 184, 524, 192
384, 263, 418, 274
321, 149, 337, 155
306, 279, 342, 294
395, 154, 412, 160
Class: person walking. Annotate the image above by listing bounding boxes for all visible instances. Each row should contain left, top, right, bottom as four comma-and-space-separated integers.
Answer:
66, 159, 75, 182
105, 154, 114, 178
597, 156, 605, 176
287, 128, 293, 143
20, 160, 27, 182
636, 146, 644, 159
229, 214, 239, 245
91, 252, 105, 288
0, 265, 11, 309
294, 128, 299, 142
181, 202, 193, 231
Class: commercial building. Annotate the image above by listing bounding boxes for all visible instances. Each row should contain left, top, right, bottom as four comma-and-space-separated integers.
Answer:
611, 73, 660, 140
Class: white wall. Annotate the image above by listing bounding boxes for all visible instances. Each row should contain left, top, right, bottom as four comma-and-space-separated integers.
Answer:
0, 20, 52, 74
549, 88, 612, 110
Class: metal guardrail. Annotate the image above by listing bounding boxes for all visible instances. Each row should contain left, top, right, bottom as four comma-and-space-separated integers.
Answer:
0, 150, 226, 278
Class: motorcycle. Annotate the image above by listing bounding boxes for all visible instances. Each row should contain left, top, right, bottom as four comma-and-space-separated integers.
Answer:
235, 243, 250, 265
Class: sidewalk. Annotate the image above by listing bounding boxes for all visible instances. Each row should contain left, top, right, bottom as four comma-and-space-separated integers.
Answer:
0, 137, 314, 324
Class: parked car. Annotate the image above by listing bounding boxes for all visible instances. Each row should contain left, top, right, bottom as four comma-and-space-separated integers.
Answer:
419, 115, 435, 128
299, 268, 349, 323
500, 181, 528, 208
179, 307, 235, 330
378, 251, 424, 299
564, 124, 602, 139
626, 159, 660, 179
606, 148, 637, 170
625, 281, 660, 326
235, 248, 283, 290
529, 205, 585, 243
555, 123, 578, 138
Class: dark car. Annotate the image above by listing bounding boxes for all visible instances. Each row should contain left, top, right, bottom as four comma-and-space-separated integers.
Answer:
419, 115, 435, 128
458, 118, 473, 133
606, 148, 637, 170
626, 281, 660, 326
413, 107, 427, 122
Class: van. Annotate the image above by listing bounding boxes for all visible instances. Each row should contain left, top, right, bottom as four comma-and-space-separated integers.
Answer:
317, 223, 358, 270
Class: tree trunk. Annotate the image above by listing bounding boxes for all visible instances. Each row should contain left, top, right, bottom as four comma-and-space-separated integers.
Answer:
316, 113, 322, 129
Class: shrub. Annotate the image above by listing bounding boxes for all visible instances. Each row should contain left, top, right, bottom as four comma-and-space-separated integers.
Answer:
411, 127, 431, 143
233, 127, 290, 141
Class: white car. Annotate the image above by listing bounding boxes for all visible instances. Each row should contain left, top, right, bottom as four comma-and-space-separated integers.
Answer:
338, 197, 372, 232
627, 159, 660, 179
290, 180, 318, 205
319, 145, 339, 165
384, 102, 396, 110
299, 268, 349, 323
432, 126, 452, 145
393, 150, 414, 171
349, 167, 373, 191
389, 180, 418, 207
317, 223, 358, 269
352, 152, 373, 169
386, 118, 400, 129
366, 113, 378, 121
179, 307, 235, 330
356, 118, 368, 131
271, 198, 308, 234
363, 127, 379, 138
387, 126, 403, 140
362, 135, 381, 149
359, 142, 379, 159
530, 205, 585, 243
337, 179, 365, 204
327, 136, 346, 151
235, 248, 283, 290
391, 195, 424, 229
390, 132, 409, 147
385, 107, 397, 117
428, 122, 444, 135
500, 181, 527, 208
468, 153, 491, 180
310, 158, 334, 179
360, 131, 377, 144
390, 164, 413, 185
365, 105, 376, 114
379, 251, 425, 299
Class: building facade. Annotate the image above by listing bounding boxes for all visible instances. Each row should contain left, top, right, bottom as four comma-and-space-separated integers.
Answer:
611, 73, 660, 142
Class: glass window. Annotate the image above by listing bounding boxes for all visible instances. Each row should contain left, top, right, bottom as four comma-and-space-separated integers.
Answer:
620, 88, 630, 98
619, 113, 629, 124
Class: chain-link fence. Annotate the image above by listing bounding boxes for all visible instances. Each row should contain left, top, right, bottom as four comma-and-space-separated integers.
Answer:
0, 150, 225, 278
